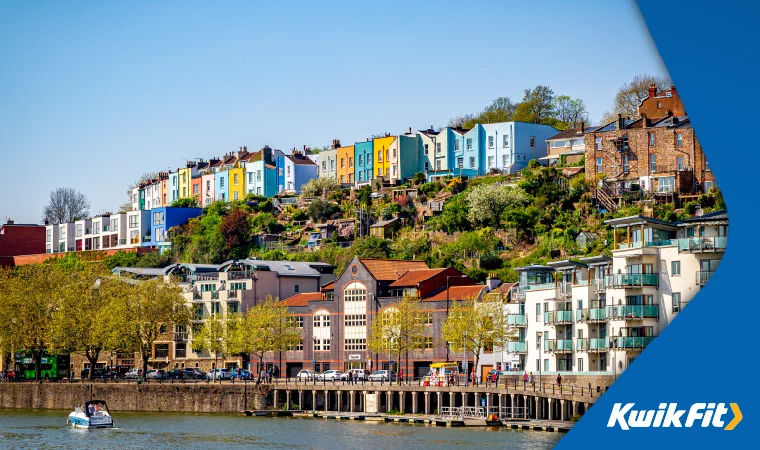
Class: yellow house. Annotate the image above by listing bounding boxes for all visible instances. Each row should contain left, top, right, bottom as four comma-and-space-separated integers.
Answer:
373, 135, 395, 181
228, 162, 246, 201
178, 166, 193, 200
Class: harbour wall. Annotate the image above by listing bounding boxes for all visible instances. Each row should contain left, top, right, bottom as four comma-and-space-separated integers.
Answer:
0, 382, 269, 412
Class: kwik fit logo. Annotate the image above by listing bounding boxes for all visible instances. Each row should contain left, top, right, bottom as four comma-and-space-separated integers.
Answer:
608, 403, 742, 430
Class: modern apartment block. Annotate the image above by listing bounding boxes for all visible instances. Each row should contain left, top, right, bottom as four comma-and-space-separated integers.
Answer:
503, 210, 727, 377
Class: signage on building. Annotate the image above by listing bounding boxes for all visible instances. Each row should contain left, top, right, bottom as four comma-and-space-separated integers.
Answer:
348, 354, 361, 361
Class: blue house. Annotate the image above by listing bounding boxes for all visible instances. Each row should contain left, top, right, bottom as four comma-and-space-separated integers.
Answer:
354, 140, 373, 186
275, 150, 317, 194
215, 169, 228, 201
147, 207, 203, 251
481, 122, 559, 174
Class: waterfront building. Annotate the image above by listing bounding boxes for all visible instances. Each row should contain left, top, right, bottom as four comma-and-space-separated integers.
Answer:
417, 127, 438, 177
336, 144, 355, 186
127, 209, 152, 246
354, 140, 374, 187
502, 210, 727, 378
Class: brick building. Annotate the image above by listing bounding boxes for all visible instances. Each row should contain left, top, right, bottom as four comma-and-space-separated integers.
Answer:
0, 219, 46, 266
584, 85, 715, 205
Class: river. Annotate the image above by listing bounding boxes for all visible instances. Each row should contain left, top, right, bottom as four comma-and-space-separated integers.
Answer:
0, 409, 562, 449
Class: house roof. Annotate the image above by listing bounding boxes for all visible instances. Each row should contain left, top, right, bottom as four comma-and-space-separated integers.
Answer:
278, 292, 324, 307
423, 285, 487, 302
514, 264, 554, 272
604, 215, 678, 229
287, 155, 317, 165
679, 209, 728, 224
321, 280, 335, 291
370, 218, 399, 228
547, 125, 596, 141
576, 231, 599, 240
561, 167, 584, 177
358, 258, 429, 281
389, 268, 446, 287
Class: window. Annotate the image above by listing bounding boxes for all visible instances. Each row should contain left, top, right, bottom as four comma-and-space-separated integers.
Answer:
257, 170, 262, 181
193, 184, 199, 194
436, 143, 441, 154
577, 358, 584, 372
206, 180, 211, 190
392, 165, 397, 176
530, 136, 535, 148
233, 192, 238, 200
457, 157, 463, 169
649, 132, 655, 146
155, 227, 165, 242
322, 161, 326, 171
650, 154, 657, 172
466, 138, 472, 150
544, 359, 550, 372
220, 177, 225, 188
340, 175, 345, 183
367, 154, 371, 165
623, 155, 629, 173
454, 140, 459, 151
658, 176, 675, 193
359, 155, 363, 166
488, 136, 494, 148
287, 166, 291, 175
330, 159, 335, 170
341, 158, 345, 168
313, 311, 331, 327
503, 135, 509, 147
344, 339, 366, 350
227, 302, 239, 317
488, 156, 495, 168
436, 160, 441, 170
344, 314, 367, 327
671, 261, 681, 276
424, 144, 429, 155
595, 137, 602, 150
378, 150, 383, 162
385, 149, 389, 161
596, 157, 603, 173
424, 162, 429, 171
129, 215, 138, 228
672, 293, 681, 313
502, 155, 508, 167
289, 340, 304, 351
76, 224, 83, 237
153, 211, 165, 225
536, 303, 541, 320
469, 157, 475, 169
315, 339, 331, 351
344, 283, 367, 302
677, 156, 683, 171
676, 133, 683, 147
233, 174, 238, 185
657, 101, 661, 108
377, 168, 382, 176
287, 316, 304, 328
349, 157, 353, 168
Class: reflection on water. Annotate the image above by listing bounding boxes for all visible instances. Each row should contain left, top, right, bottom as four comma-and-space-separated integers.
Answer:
0, 409, 561, 449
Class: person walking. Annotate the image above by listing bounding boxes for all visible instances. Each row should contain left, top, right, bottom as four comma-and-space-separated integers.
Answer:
556, 373, 562, 391
528, 372, 534, 388
352, 370, 358, 385
522, 371, 528, 389
399, 368, 404, 385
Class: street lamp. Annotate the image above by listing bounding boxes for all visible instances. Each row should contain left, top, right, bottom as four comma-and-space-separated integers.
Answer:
610, 336, 618, 382
463, 330, 468, 386
312, 336, 318, 384
445, 275, 467, 362
537, 331, 543, 391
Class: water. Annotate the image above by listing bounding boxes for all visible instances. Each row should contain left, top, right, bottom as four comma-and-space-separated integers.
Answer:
0, 409, 562, 449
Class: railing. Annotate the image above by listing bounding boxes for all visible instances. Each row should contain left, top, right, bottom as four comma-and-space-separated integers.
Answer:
211, 291, 219, 300
609, 336, 654, 350
576, 308, 606, 322
589, 338, 608, 351
510, 285, 525, 300
544, 339, 573, 353
119, 239, 126, 245
227, 270, 255, 280
696, 271, 714, 285
524, 282, 556, 291
617, 241, 642, 250
558, 281, 572, 297
228, 290, 239, 299
606, 305, 659, 320
507, 341, 527, 353
142, 235, 152, 242
153, 349, 169, 358
678, 236, 727, 252
644, 240, 673, 247
439, 406, 485, 419
592, 279, 607, 293
103, 226, 111, 232
544, 310, 573, 324
85, 228, 92, 235
576, 338, 588, 351
487, 406, 528, 420
174, 332, 187, 341
507, 314, 527, 326
196, 273, 219, 281
605, 273, 658, 287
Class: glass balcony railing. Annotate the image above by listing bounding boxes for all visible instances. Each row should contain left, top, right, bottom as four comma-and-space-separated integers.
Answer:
576, 338, 588, 351
605, 273, 658, 287
589, 337, 608, 351
609, 336, 654, 349
507, 341, 527, 353
606, 305, 659, 320
644, 240, 673, 247
544, 339, 573, 352
617, 241, 642, 249
677, 236, 727, 252
524, 282, 556, 291
576, 308, 607, 322
507, 314, 527, 326
696, 271, 714, 285
544, 310, 573, 324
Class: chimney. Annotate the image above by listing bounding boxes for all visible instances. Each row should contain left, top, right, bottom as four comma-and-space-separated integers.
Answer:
486, 273, 501, 291
641, 113, 649, 129
648, 83, 657, 98
44, 217, 49, 226
617, 113, 625, 131
578, 121, 585, 134
408, 127, 412, 134
243, 146, 247, 152
670, 85, 677, 93
6, 218, 13, 225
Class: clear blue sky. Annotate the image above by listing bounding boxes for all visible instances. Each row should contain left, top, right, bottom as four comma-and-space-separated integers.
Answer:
0, 0, 667, 224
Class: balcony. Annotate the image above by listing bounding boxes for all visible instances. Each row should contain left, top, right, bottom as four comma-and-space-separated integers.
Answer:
589, 337, 607, 352
510, 285, 525, 300
524, 282, 556, 291
576, 308, 607, 323
119, 238, 126, 245
85, 228, 92, 235
173, 332, 188, 341
227, 270, 255, 280
696, 271, 714, 286
609, 336, 654, 350
544, 339, 573, 353
558, 281, 572, 298
678, 236, 727, 253
507, 314, 527, 327
606, 305, 659, 320
153, 348, 169, 359
544, 310, 573, 325
592, 279, 607, 293
507, 341, 527, 354
605, 273, 658, 288
103, 226, 111, 232
196, 273, 219, 281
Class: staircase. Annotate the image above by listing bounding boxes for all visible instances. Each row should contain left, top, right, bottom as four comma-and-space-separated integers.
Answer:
591, 182, 617, 212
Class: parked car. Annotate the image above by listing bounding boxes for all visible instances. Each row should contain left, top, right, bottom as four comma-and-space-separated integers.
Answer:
206, 368, 233, 380
181, 368, 206, 380
296, 369, 316, 381
368, 370, 396, 382
340, 369, 369, 381
166, 369, 184, 379
105, 366, 131, 379
317, 370, 342, 381
80, 368, 107, 379
124, 368, 142, 379
146, 369, 167, 380
237, 369, 252, 380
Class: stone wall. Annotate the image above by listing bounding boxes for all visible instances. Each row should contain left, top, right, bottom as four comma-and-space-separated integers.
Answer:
0, 382, 269, 412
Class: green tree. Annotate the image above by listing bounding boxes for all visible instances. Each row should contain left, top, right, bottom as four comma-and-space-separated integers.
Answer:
229, 296, 301, 374
355, 236, 390, 258
171, 197, 200, 208
434, 194, 471, 233
251, 213, 285, 235
367, 294, 428, 384
307, 198, 340, 222
220, 207, 253, 259
412, 172, 426, 186
442, 299, 518, 374
300, 177, 338, 200
466, 184, 530, 227
601, 74, 672, 123
191, 314, 233, 381
513, 85, 556, 124
553, 95, 589, 125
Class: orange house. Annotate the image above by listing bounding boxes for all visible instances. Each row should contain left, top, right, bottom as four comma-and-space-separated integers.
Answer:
336, 145, 355, 186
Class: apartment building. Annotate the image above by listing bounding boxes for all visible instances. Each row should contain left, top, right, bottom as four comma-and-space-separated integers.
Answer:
504, 210, 727, 377
144, 207, 203, 251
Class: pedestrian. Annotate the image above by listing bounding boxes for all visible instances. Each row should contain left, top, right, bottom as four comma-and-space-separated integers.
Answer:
528, 372, 534, 388
522, 371, 528, 389
267, 368, 273, 383
399, 368, 403, 385
352, 370, 358, 385
274, 365, 280, 380
470, 368, 476, 386
556, 373, 562, 391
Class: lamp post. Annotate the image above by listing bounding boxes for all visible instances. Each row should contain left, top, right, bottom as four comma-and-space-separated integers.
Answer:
537, 331, 543, 391
445, 275, 467, 362
610, 336, 617, 382
463, 330, 468, 386
312, 336, 318, 385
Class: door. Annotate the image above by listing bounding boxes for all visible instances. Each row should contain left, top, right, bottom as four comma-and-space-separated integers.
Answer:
286, 363, 303, 378
481, 365, 493, 383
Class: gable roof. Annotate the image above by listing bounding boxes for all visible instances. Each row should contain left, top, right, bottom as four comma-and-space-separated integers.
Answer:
287, 155, 317, 165
370, 218, 399, 228
389, 268, 446, 287
547, 125, 596, 141
423, 285, 487, 302
278, 292, 324, 307
358, 258, 429, 281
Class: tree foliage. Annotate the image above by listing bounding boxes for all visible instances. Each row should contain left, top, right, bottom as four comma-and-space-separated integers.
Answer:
171, 197, 199, 208
466, 183, 530, 227
601, 73, 672, 123
367, 294, 428, 381
307, 198, 341, 222
300, 177, 338, 200
219, 207, 253, 259
191, 314, 234, 380
553, 95, 590, 124
43, 187, 91, 225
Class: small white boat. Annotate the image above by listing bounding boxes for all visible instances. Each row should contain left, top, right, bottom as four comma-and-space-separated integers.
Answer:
67, 400, 115, 429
